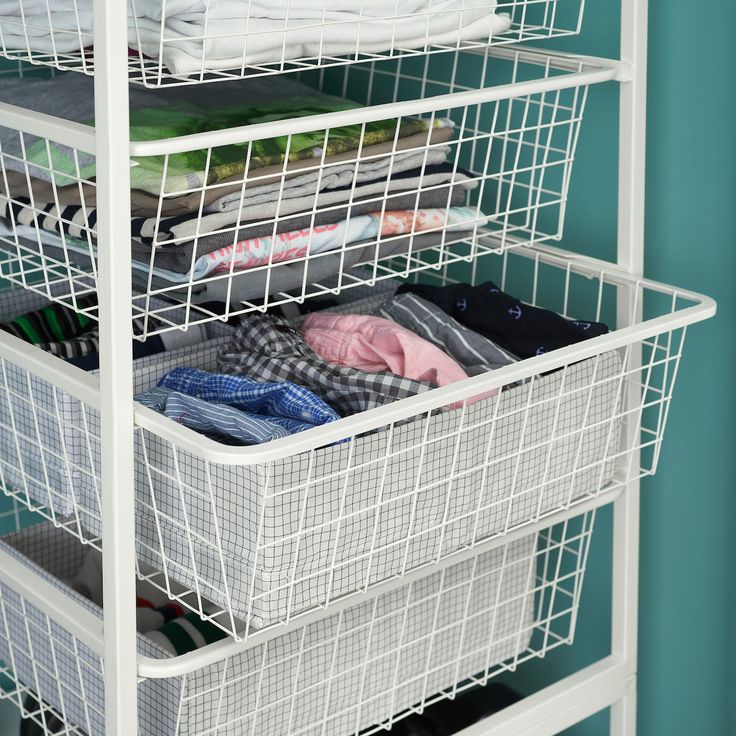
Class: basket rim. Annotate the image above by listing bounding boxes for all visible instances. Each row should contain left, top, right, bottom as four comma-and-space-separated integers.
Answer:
0, 48, 622, 157
129, 242, 717, 464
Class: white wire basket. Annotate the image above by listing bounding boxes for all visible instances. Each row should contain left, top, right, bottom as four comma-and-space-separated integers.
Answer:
0, 245, 715, 640
0, 511, 594, 736
0, 284, 232, 522
0, 48, 621, 336
0, 0, 585, 86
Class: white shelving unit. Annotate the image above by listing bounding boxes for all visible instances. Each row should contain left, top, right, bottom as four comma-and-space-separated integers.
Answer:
0, 1, 716, 734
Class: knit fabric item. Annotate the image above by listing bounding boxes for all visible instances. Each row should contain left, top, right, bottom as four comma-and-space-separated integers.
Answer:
0, 294, 96, 345
136, 595, 186, 634
145, 612, 227, 656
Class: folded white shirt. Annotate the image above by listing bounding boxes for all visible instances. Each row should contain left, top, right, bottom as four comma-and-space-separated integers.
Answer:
0, 0, 512, 74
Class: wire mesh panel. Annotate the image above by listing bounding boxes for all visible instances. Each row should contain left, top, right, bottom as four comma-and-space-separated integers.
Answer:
0, 49, 615, 336
0, 285, 232, 542
0, 513, 594, 736
0, 0, 586, 86
0, 246, 714, 639
129, 347, 620, 636
0, 522, 182, 736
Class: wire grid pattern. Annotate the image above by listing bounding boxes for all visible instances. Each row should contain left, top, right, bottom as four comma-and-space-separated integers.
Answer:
129, 348, 620, 636
0, 247, 703, 640
121, 254, 698, 639
0, 49, 596, 336
0, 513, 594, 736
0, 285, 233, 545
0, 673, 84, 736
0, 522, 182, 736
0, 0, 585, 86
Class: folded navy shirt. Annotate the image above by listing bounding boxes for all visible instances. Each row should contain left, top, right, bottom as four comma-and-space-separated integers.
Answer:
397, 281, 608, 359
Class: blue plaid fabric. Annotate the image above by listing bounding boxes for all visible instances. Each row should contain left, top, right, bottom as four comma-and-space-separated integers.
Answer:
136, 387, 316, 445
158, 367, 341, 425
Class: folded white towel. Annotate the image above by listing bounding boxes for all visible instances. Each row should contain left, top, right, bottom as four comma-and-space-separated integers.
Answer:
137, 7, 512, 75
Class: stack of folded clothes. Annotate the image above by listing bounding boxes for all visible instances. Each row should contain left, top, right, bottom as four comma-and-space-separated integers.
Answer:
136, 281, 609, 445
0, 73, 487, 305
0, 0, 512, 75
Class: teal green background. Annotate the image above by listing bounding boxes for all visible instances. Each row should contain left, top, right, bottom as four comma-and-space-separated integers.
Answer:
1, 1, 735, 734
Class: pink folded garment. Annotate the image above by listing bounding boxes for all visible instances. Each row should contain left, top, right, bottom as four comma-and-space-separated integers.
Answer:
301, 313, 495, 408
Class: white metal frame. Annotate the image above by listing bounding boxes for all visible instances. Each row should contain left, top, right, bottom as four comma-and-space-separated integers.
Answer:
0, 45, 621, 337
457, 0, 649, 731
454, 1, 650, 731
0, 0, 588, 86
0, 0, 688, 733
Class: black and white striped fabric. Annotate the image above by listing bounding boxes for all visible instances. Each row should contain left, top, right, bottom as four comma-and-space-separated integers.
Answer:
374, 292, 519, 375
1, 161, 474, 250
0, 195, 167, 247
0, 293, 96, 346
0, 196, 96, 240
217, 313, 434, 416
38, 332, 100, 360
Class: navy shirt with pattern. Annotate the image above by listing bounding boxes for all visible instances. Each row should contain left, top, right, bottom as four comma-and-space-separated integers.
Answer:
397, 281, 608, 359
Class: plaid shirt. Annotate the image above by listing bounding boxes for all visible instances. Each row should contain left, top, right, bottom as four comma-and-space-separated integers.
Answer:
158, 367, 340, 426
136, 387, 316, 445
217, 314, 433, 417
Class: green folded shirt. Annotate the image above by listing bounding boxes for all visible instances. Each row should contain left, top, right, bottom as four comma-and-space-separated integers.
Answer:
26, 94, 442, 196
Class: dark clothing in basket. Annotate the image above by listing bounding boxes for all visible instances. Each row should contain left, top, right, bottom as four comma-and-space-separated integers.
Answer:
0, 296, 97, 350
390, 683, 523, 735
398, 281, 608, 359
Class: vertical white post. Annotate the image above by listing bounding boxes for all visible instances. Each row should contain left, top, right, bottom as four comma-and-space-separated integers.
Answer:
612, 0, 648, 733
93, 0, 138, 733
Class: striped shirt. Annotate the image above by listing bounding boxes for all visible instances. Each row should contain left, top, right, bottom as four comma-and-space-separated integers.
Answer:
374, 292, 517, 375
157, 367, 340, 427
135, 387, 310, 445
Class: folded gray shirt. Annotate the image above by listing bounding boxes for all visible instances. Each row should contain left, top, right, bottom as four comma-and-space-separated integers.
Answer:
373, 292, 518, 375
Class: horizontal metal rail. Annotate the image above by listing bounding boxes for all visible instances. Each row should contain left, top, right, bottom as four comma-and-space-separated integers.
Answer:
453, 656, 633, 735
0, 240, 715, 462
0, 49, 623, 153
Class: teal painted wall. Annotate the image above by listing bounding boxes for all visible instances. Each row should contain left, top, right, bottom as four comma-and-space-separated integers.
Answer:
499, 1, 736, 734
0, 701, 19, 733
